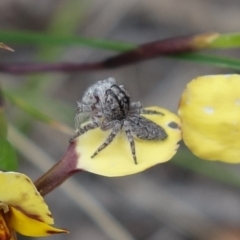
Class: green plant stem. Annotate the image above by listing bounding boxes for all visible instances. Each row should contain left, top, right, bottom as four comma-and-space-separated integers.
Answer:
0, 30, 135, 52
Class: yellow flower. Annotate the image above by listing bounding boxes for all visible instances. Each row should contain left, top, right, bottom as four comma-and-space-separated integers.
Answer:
76, 107, 181, 176
35, 107, 181, 196
0, 171, 67, 240
178, 74, 240, 163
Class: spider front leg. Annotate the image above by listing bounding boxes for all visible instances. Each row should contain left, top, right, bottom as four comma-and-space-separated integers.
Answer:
70, 122, 99, 143
76, 101, 92, 113
91, 120, 122, 158
123, 120, 137, 165
74, 102, 93, 128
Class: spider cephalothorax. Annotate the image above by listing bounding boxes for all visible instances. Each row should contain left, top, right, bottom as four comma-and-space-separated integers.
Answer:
71, 78, 168, 164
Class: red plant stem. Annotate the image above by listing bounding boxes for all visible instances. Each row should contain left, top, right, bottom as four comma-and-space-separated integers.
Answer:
35, 142, 81, 196
0, 62, 103, 74
102, 35, 198, 68
0, 33, 214, 74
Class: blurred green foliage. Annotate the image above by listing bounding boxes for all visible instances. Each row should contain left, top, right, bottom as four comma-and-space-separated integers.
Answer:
0, 137, 17, 171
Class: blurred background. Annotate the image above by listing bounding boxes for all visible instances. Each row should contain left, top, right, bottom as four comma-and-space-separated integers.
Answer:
1, 0, 240, 239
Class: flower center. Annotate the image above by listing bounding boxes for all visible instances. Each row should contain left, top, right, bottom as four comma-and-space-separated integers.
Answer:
0, 210, 10, 240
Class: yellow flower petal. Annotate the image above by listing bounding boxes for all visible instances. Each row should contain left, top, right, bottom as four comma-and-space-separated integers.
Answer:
76, 107, 181, 176
0, 172, 53, 224
178, 74, 240, 162
7, 207, 67, 237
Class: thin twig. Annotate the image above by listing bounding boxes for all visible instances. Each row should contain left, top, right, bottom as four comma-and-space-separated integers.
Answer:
0, 43, 14, 52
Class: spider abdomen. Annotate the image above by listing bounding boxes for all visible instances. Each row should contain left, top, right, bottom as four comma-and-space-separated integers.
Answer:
128, 115, 168, 140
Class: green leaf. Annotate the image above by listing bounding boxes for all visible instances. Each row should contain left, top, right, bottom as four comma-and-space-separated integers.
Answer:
173, 53, 240, 71
3, 30, 240, 52
0, 109, 7, 138
0, 30, 135, 52
0, 87, 7, 138
209, 33, 240, 48
0, 137, 17, 171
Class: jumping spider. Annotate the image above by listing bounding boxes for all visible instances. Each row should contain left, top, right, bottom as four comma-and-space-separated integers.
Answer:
70, 78, 168, 164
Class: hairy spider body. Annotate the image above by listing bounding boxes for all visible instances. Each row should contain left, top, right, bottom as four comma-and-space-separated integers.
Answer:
103, 84, 130, 119
71, 78, 168, 164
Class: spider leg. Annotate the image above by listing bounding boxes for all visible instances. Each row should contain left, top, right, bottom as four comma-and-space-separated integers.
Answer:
75, 102, 103, 129
129, 102, 164, 116
74, 102, 93, 128
91, 122, 122, 158
70, 122, 99, 142
123, 121, 137, 165
76, 101, 92, 113
129, 101, 142, 114
140, 109, 164, 116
